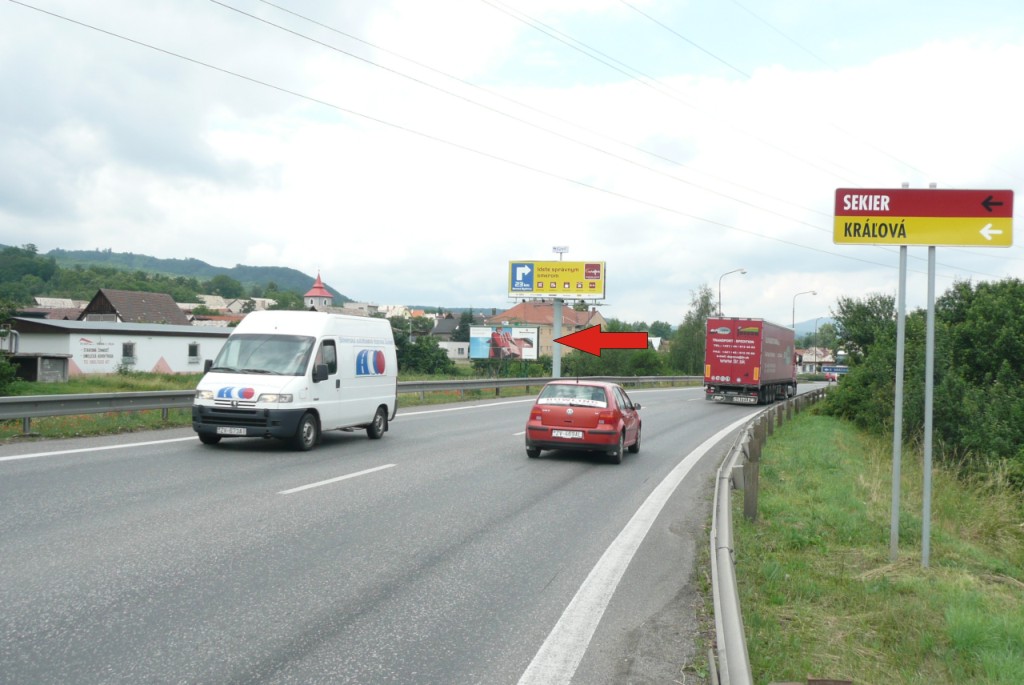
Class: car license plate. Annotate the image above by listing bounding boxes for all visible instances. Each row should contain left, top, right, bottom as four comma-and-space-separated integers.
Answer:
552, 430, 583, 439
216, 426, 247, 436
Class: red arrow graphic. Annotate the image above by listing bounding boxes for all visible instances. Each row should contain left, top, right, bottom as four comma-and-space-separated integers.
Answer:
555, 325, 649, 357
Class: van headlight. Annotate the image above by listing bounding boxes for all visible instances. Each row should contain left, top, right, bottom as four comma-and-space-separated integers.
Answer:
195, 390, 214, 400
258, 393, 293, 403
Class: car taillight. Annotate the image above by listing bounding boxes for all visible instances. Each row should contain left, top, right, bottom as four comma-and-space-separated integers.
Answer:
530, 409, 543, 422
597, 410, 617, 425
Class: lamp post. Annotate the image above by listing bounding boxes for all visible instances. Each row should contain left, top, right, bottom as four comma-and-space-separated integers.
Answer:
792, 290, 817, 329
717, 268, 746, 316
814, 316, 822, 373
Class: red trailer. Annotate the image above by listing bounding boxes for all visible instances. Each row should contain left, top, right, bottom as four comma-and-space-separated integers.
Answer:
703, 317, 797, 405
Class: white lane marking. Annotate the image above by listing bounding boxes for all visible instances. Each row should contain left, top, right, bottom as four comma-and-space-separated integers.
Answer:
399, 387, 701, 418
400, 399, 535, 416
517, 413, 752, 685
0, 436, 197, 463
278, 464, 396, 495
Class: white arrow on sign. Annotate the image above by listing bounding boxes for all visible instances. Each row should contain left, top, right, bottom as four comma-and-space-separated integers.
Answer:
515, 265, 532, 281
980, 223, 1004, 241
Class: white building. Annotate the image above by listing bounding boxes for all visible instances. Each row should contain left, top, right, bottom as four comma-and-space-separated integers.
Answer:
9, 318, 230, 377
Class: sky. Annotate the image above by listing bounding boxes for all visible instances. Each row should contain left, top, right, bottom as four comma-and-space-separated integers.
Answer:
2, 0, 1023, 328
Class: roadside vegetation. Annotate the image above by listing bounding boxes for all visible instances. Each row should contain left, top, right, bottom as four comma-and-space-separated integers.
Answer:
732, 410, 1024, 684
824, 278, 1024, 489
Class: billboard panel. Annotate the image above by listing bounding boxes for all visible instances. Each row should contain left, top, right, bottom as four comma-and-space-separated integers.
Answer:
507, 261, 605, 299
469, 326, 538, 361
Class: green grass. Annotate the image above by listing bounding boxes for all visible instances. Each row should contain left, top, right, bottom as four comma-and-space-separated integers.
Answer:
733, 412, 1024, 685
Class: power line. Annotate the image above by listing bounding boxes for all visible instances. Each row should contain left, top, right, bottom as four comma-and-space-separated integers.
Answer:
8, 0, 1014, 284
617, 0, 751, 78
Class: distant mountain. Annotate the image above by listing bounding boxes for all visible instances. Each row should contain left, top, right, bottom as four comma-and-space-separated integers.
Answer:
45, 248, 351, 302
794, 318, 835, 337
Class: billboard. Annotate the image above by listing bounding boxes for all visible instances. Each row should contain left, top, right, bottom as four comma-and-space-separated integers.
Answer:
507, 261, 606, 299
469, 326, 538, 361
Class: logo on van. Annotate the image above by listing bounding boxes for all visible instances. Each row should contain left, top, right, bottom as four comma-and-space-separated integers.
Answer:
216, 387, 256, 400
356, 349, 387, 376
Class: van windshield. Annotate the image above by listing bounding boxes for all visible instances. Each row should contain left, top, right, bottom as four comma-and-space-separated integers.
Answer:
209, 334, 315, 376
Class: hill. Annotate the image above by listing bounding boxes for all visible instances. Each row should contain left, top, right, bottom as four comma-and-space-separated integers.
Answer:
45, 248, 351, 302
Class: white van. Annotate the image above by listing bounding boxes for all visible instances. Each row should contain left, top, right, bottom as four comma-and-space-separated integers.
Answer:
192, 310, 398, 451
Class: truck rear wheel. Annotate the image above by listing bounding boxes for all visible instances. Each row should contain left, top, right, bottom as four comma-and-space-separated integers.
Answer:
366, 406, 387, 439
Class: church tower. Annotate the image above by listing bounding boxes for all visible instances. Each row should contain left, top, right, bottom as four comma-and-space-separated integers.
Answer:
304, 272, 333, 310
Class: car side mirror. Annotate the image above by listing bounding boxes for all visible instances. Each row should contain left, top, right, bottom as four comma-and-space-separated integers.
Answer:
633, 403, 642, 410
312, 363, 329, 382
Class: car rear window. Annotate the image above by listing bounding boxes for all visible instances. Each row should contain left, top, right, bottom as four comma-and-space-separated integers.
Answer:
537, 384, 609, 408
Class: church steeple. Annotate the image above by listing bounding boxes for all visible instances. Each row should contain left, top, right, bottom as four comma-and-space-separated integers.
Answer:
303, 272, 333, 310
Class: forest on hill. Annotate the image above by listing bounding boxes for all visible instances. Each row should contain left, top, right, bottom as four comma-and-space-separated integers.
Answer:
0, 244, 350, 306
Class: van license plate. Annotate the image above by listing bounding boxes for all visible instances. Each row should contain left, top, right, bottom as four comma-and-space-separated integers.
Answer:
216, 427, 247, 435
552, 430, 583, 439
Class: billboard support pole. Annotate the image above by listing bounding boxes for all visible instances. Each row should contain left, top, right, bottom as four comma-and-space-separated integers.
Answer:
552, 298, 563, 378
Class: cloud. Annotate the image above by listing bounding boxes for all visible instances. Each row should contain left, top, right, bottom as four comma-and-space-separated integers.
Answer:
2, 0, 1022, 328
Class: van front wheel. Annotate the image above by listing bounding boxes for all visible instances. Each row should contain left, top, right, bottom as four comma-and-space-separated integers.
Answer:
291, 413, 319, 451
367, 406, 387, 440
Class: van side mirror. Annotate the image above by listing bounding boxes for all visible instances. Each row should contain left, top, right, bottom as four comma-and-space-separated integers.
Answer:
312, 363, 329, 383
204, 359, 213, 373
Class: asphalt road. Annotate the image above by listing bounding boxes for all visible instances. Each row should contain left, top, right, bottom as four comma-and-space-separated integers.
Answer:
0, 385, 765, 684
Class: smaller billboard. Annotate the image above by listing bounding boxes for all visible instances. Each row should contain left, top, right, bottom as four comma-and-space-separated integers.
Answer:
507, 261, 606, 299
469, 326, 538, 361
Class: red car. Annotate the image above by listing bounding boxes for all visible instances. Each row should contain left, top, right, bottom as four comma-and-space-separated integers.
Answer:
524, 380, 642, 463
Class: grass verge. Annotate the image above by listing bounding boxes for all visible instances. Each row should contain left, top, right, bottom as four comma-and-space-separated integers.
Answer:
733, 411, 1024, 684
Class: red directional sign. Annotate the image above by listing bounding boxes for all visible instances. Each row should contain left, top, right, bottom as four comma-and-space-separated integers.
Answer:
834, 188, 1014, 246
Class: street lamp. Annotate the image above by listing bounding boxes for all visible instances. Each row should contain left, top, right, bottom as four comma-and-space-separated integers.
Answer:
792, 290, 817, 329
718, 268, 747, 316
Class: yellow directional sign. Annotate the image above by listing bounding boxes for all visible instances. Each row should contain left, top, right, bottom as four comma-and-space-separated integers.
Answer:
508, 261, 606, 299
834, 188, 1014, 247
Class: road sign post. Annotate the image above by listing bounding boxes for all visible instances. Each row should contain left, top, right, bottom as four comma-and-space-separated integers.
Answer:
834, 187, 1014, 567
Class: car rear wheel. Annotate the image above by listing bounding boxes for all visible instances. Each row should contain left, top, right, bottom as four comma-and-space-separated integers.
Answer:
607, 432, 624, 464
367, 406, 387, 439
628, 424, 641, 453
526, 446, 541, 459
291, 412, 319, 451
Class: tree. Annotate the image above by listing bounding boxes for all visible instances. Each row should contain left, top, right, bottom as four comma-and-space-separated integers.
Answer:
649, 320, 673, 338
831, 293, 895, 363
0, 300, 22, 394
453, 310, 474, 343
798, 322, 837, 351
668, 284, 715, 374
398, 335, 456, 375
203, 275, 245, 299
266, 287, 304, 310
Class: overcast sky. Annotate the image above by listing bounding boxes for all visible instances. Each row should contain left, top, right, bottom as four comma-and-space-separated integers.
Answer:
3, 0, 1022, 327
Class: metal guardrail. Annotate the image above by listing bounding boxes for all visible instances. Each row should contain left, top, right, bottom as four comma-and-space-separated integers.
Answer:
0, 375, 701, 433
709, 388, 828, 685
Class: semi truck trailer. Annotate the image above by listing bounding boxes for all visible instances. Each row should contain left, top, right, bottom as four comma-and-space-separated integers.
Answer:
703, 317, 797, 405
